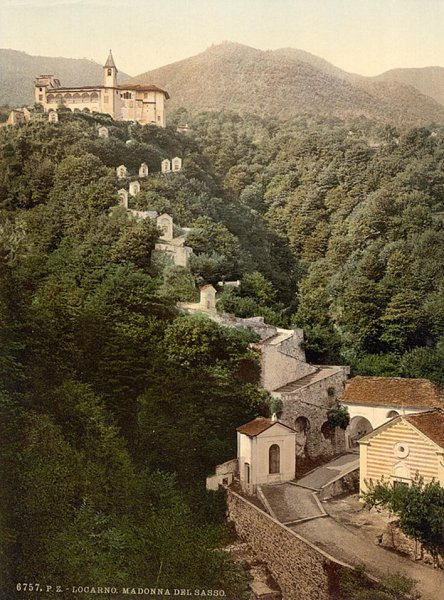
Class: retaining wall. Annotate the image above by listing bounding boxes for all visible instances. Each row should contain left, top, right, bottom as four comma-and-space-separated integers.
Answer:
226, 488, 351, 600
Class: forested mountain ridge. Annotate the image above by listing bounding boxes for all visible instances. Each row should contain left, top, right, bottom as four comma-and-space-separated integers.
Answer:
375, 66, 444, 108
181, 110, 444, 382
3, 43, 444, 128
0, 49, 130, 106
0, 111, 273, 596
130, 42, 444, 126
1, 108, 443, 594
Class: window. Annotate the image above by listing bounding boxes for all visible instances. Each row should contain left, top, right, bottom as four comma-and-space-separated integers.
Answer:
394, 443, 410, 459
269, 444, 280, 474
39, 87, 42, 92
39, 95, 43, 101
394, 480, 409, 489
107, 69, 112, 76
245, 463, 250, 484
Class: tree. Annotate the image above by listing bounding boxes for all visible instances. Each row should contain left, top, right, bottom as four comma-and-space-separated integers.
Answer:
362, 476, 444, 564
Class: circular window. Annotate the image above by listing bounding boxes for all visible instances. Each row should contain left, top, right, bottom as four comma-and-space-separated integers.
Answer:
394, 443, 410, 459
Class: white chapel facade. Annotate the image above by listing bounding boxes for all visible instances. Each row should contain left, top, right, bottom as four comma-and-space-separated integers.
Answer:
34, 51, 169, 126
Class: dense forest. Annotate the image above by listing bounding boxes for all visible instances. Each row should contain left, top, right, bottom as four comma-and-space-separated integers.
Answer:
0, 107, 443, 596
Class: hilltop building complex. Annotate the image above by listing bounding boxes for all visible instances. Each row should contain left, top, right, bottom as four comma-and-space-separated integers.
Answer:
34, 51, 169, 126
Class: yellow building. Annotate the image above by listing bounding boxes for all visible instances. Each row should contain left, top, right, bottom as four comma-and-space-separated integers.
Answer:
34, 51, 169, 126
358, 409, 444, 493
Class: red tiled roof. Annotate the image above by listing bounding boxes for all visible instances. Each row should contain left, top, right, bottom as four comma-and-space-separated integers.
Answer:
118, 84, 170, 99
236, 417, 294, 437
404, 410, 444, 450
341, 376, 444, 409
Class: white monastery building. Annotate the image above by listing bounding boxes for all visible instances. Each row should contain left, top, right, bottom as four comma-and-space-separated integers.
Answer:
34, 51, 169, 126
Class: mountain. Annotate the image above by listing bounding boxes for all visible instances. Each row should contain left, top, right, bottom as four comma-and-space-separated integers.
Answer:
0, 49, 130, 106
375, 66, 444, 108
3, 44, 444, 127
128, 42, 444, 126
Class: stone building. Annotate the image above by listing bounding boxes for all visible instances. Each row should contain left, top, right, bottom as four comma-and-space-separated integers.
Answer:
121, 206, 193, 267
157, 213, 173, 241
206, 416, 296, 494
182, 286, 350, 461
98, 126, 109, 139
34, 51, 169, 126
180, 284, 217, 315
139, 163, 149, 177
48, 110, 59, 123
116, 164, 128, 179
340, 376, 444, 449
172, 156, 182, 171
6, 107, 32, 125
129, 180, 141, 196
161, 159, 171, 173
359, 409, 444, 493
117, 188, 128, 208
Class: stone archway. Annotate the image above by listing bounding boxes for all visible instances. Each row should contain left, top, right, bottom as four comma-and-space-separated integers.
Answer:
348, 416, 373, 448
294, 416, 310, 457
387, 410, 399, 419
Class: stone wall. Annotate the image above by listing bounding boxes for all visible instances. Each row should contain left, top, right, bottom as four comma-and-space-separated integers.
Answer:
226, 489, 349, 600
279, 370, 348, 461
380, 520, 443, 569
319, 468, 360, 501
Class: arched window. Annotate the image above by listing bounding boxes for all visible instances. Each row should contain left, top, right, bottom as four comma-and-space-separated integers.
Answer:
64, 93, 72, 103
90, 92, 99, 103
269, 444, 280, 474
244, 463, 250, 484
387, 410, 399, 419
73, 93, 81, 104
107, 69, 112, 76
46, 94, 55, 103
81, 92, 90, 103
295, 416, 310, 434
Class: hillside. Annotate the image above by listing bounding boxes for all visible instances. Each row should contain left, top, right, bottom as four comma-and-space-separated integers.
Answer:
375, 66, 444, 107
129, 42, 444, 126
0, 49, 130, 106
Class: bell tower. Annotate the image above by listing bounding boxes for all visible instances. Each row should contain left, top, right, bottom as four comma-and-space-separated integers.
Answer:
103, 50, 118, 88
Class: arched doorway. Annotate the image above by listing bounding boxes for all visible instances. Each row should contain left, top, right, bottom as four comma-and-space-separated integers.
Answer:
294, 416, 310, 457
348, 416, 373, 448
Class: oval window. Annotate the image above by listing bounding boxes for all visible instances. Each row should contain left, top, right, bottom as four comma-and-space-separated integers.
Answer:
394, 442, 409, 459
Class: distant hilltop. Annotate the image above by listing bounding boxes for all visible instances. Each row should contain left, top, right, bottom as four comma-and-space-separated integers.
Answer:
2, 43, 444, 126
0, 49, 129, 106
127, 42, 444, 127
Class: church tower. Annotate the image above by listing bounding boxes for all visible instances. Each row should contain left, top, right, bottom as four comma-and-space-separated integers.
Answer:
103, 50, 118, 88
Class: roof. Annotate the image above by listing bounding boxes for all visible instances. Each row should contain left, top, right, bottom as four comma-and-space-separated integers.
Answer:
119, 84, 170, 99
236, 417, 295, 438
341, 376, 444, 409
104, 50, 118, 71
360, 410, 444, 451
404, 411, 444, 450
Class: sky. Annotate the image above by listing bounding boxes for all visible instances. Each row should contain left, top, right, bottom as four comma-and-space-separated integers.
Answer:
0, 0, 443, 77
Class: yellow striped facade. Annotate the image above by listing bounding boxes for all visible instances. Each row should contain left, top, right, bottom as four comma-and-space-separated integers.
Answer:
359, 420, 444, 494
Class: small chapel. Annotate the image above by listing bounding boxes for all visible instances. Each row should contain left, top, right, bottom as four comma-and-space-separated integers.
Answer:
34, 51, 169, 126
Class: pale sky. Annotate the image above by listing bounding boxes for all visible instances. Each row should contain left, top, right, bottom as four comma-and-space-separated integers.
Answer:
0, 0, 443, 77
